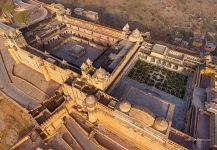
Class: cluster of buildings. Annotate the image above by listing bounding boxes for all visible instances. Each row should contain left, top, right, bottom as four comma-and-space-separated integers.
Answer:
1, 0, 217, 150
73, 7, 99, 22
174, 32, 216, 53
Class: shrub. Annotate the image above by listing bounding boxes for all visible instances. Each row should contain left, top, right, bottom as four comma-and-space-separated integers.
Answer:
14, 11, 29, 24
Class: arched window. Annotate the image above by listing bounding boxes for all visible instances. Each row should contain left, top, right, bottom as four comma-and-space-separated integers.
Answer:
50, 65, 56, 70
151, 57, 155, 62
28, 55, 33, 59
166, 62, 171, 68
156, 59, 161, 64
173, 65, 178, 70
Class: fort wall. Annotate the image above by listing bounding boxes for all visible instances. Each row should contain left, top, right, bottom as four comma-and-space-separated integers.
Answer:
36, 95, 187, 150
105, 42, 140, 90
7, 46, 73, 84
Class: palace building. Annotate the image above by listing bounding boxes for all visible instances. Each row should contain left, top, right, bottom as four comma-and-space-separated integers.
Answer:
1, 1, 217, 150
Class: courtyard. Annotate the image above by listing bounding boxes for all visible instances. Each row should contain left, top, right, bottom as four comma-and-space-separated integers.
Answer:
50, 40, 104, 67
128, 60, 188, 98
111, 76, 191, 130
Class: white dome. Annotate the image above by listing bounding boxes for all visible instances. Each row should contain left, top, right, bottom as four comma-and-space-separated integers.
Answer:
85, 95, 97, 105
122, 23, 130, 32
131, 29, 141, 37
153, 118, 169, 132
119, 101, 131, 113
86, 58, 93, 66
94, 68, 107, 78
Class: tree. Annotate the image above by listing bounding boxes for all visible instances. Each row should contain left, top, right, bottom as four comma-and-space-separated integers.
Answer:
14, 11, 29, 24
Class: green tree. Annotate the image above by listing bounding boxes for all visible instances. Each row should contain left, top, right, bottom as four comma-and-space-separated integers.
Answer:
14, 11, 29, 24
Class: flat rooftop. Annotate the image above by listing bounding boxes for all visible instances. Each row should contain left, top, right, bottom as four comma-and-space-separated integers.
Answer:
22, 17, 61, 41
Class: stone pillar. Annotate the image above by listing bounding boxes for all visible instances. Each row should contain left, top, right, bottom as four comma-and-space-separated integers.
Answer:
85, 95, 97, 123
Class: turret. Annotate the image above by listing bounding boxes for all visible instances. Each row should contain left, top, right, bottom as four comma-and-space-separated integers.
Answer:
84, 95, 97, 123
128, 28, 143, 42
122, 23, 130, 39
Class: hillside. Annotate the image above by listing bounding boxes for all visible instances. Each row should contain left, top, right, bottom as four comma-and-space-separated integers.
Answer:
1, 0, 217, 41
0, 93, 32, 150
39, 0, 217, 41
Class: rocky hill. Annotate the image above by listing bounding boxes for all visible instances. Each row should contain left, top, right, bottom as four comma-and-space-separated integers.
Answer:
0, 93, 32, 150
2, 0, 217, 40
41, 0, 217, 39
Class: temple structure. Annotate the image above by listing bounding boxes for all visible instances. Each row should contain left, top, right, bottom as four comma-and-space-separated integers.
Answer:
0, 1, 216, 150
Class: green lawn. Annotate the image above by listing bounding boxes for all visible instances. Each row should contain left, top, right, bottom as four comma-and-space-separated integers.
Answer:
128, 60, 188, 98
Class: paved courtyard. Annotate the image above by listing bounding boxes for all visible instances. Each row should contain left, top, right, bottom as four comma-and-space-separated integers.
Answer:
51, 41, 103, 67
122, 87, 174, 119
111, 77, 191, 130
